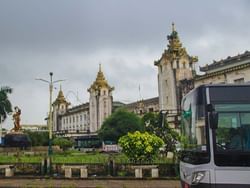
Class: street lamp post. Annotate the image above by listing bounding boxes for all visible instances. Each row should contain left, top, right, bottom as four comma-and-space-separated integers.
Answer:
36, 72, 65, 156
48, 72, 53, 155
160, 110, 168, 128
0, 116, 2, 145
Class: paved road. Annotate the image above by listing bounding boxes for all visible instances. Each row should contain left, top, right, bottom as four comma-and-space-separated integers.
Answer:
0, 178, 181, 188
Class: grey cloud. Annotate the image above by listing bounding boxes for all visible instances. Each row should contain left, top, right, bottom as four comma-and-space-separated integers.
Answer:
1, 0, 250, 128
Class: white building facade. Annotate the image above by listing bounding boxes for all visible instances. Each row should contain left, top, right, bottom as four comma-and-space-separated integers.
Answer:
60, 104, 90, 133
52, 65, 113, 136
155, 25, 250, 130
195, 51, 250, 86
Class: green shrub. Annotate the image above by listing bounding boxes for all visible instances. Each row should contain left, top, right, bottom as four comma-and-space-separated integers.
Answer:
119, 131, 164, 163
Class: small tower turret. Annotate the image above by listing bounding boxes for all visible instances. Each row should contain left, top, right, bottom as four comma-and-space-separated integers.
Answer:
88, 65, 114, 133
52, 86, 70, 132
154, 23, 198, 111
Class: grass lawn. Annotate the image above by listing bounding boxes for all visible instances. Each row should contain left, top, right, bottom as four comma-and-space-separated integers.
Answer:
52, 152, 110, 164
0, 151, 174, 164
0, 154, 43, 163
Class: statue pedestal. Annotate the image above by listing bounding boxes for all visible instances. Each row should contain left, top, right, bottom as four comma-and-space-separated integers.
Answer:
4, 132, 31, 148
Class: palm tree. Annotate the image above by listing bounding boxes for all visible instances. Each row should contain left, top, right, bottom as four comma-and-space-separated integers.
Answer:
0, 86, 13, 123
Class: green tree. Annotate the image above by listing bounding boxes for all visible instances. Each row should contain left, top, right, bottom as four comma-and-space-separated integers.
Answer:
52, 137, 73, 151
98, 108, 143, 143
142, 112, 180, 156
24, 131, 49, 146
119, 131, 164, 163
0, 86, 12, 122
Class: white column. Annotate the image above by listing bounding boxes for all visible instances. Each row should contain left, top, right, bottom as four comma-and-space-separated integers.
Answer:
135, 168, 142, 178
65, 167, 72, 178
80, 168, 88, 178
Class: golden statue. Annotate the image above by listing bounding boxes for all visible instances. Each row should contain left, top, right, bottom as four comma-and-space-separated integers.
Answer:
12, 106, 21, 132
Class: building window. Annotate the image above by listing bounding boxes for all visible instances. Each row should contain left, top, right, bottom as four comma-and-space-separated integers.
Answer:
176, 60, 179, 69
234, 78, 244, 84
165, 80, 168, 87
80, 115, 82, 121
189, 62, 192, 68
149, 108, 154, 112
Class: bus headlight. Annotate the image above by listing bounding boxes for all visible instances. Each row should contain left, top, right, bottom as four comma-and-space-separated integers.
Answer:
192, 171, 205, 185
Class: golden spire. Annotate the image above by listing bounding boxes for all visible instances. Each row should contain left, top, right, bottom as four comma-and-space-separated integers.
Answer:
88, 65, 114, 91
53, 85, 69, 105
166, 23, 187, 59
154, 23, 198, 66
96, 64, 106, 83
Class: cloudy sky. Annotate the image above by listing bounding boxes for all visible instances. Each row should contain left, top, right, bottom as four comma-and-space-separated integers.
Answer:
1, 0, 250, 129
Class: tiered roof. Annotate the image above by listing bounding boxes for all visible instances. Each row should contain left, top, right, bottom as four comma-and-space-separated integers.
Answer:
154, 23, 198, 65
53, 86, 70, 106
88, 64, 114, 91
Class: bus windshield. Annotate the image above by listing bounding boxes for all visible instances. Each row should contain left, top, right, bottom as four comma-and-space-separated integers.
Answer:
214, 104, 250, 152
180, 90, 209, 164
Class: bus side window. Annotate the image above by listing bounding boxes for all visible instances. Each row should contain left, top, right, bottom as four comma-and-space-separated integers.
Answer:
228, 128, 242, 150
243, 124, 250, 150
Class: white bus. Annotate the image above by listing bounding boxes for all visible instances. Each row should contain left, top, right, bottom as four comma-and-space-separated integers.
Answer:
180, 84, 250, 188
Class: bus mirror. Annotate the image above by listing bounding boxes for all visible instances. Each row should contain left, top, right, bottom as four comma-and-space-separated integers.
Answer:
209, 111, 218, 129
183, 110, 192, 118
206, 104, 214, 112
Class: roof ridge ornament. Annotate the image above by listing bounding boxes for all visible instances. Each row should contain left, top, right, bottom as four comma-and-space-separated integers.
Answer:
172, 22, 175, 32
99, 63, 102, 72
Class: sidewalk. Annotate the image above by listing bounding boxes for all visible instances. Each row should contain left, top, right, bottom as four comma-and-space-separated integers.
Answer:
0, 178, 181, 188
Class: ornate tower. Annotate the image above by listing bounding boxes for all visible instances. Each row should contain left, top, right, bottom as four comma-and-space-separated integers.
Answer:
88, 65, 114, 133
154, 23, 198, 112
52, 86, 70, 132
